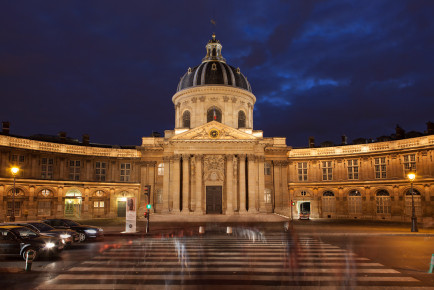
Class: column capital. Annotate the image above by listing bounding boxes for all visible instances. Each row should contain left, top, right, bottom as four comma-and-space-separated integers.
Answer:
182, 154, 190, 160
247, 154, 256, 161
172, 154, 181, 161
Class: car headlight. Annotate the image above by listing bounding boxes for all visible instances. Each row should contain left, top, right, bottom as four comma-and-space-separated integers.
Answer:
84, 229, 97, 234
45, 242, 55, 249
60, 234, 71, 239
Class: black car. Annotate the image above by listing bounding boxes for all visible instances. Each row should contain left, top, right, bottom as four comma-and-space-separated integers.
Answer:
0, 225, 64, 260
0, 221, 80, 246
43, 219, 103, 242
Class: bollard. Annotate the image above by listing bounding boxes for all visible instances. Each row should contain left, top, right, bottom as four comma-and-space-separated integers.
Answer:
25, 249, 36, 271
429, 254, 434, 274
226, 226, 232, 235
199, 226, 205, 234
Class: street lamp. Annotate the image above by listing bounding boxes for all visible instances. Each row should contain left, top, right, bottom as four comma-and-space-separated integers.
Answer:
407, 171, 418, 232
10, 166, 20, 222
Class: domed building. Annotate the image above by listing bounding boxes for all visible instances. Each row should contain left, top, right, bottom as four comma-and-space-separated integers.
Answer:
0, 35, 433, 224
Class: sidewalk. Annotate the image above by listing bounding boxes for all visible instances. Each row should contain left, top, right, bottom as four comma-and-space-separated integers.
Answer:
97, 213, 434, 237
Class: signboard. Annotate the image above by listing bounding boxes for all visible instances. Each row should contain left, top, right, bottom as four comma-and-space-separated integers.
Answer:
125, 197, 136, 233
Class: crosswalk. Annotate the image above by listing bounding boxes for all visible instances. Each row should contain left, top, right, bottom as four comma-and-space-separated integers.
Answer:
36, 232, 424, 289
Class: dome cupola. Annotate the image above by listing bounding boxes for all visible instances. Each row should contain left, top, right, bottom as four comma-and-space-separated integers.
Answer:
177, 34, 252, 92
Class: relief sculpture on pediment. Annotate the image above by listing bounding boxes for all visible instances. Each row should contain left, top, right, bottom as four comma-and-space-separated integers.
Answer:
203, 155, 224, 182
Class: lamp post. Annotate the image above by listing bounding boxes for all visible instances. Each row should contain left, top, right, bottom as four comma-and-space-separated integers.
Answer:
407, 171, 418, 232
10, 166, 20, 222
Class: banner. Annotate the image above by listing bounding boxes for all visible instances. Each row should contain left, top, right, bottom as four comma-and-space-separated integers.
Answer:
125, 197, 136, 233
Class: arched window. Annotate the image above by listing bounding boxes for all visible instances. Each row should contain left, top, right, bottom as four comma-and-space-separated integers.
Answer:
348, 190, 362, 214
405, 189, 422, 216
182, 111, 190, 128
322, 191, 335, 214
157, 163, 164, 175
376, 190, 390, 214
207, 106, 222, 123
238, 110, 246, 128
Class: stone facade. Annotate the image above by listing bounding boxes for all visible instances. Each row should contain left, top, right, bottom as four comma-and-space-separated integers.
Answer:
0, 35, 433, 223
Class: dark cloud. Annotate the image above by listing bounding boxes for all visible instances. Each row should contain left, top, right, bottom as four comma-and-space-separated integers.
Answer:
0, 0, 433, 147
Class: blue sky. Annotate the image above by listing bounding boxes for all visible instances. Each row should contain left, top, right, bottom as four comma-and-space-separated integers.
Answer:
1, 0, 433, 147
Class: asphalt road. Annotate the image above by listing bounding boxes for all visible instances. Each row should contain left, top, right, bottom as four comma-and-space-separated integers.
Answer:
0, 230, 433, 289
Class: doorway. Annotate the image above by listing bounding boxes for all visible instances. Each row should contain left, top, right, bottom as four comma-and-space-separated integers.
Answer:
206, 186, 222, 214
117, 200, 126, 217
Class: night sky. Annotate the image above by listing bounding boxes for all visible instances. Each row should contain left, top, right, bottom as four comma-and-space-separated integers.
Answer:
1, 0, 433, 148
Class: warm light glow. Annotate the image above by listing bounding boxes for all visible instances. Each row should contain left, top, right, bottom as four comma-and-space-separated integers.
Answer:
407, 171, 416, 181
11, 167, 19, 175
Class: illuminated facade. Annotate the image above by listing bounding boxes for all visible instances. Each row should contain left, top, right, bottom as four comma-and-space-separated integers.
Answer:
0, 35, 433, 223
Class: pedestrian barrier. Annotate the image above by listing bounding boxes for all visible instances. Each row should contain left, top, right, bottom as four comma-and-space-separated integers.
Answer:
226, 226, 232, 235
199, 226, 205, 234
429, 254, 434, 274
25, 249, 37, 271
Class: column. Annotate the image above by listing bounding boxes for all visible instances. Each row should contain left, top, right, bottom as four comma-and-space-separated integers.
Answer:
182, 155, 190, 214
258, 156, 266, 213
239, 155, 247, 213
172, 155, 181, 213
248, 155, 257, 213
226, 154, 234, 214
281, 161, 289, 210
148, 162, 156, 213
162, 156, 170, 213
83, 187, 90, 218
57, 187, 63, 218
195, 155, 203, 214
273, 161, 282, 210
109, 188, 116, 218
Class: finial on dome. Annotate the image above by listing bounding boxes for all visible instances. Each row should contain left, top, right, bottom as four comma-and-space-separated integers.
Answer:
212, 33, 216, 41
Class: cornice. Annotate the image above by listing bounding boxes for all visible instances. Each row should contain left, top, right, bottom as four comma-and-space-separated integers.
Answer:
0, 135, 141, 158
172, 85, 256, 104
288, 135, 434, 158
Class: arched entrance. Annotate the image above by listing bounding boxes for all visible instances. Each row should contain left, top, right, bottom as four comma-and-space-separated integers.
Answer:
65, 189, 82, 218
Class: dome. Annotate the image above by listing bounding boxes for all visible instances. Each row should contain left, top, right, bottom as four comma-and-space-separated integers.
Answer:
177, 34, 252, 93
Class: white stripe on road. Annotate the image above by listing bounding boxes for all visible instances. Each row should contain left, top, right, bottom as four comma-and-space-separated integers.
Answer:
44, 273, 419, 282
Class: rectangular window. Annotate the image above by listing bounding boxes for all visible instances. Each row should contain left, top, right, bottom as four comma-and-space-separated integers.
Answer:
403, 154, 416, 173
7, 201, 21, 217
11, 154, 25, 177
374, 157, 387, 179
158, 163, 164, 176
69, 160, 81, 181
93, 201, 105, 208
95, 162, 106, 181
322, 161, 333, 181
41, 158, 54, 179
264, 162, 271, 175
120, 163, 131, 182
347, 159, 359, 180
37, 201, 51, 216
297, 162, 308, 181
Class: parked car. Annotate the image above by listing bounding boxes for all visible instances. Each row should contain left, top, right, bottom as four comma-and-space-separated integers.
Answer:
0, 225, 64, 260
299, 211, 310, 220
42, 219, 103, 242
0, 221, 80, 246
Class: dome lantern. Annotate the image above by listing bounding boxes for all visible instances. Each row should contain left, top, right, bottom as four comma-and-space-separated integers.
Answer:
177, 34, 252, 92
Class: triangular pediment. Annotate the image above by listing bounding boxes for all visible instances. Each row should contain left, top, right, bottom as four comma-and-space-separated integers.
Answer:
171, 121, 258, 141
